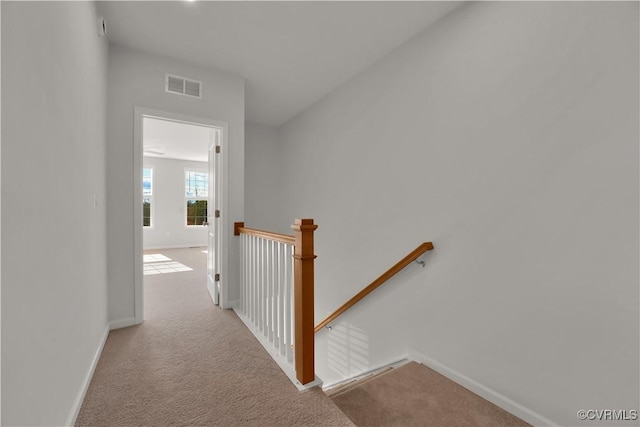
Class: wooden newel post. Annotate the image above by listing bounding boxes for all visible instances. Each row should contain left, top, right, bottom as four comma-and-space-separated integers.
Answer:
291, 218, 318, 385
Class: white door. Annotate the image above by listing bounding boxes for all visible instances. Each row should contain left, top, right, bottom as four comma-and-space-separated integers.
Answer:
207, 128, 220, 305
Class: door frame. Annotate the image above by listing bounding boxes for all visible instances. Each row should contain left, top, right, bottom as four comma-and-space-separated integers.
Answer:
133, 107, 229, 324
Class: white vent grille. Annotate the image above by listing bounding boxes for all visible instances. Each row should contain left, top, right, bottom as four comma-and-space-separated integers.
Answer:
165, 74, 202, 98
184, 80, 201, 97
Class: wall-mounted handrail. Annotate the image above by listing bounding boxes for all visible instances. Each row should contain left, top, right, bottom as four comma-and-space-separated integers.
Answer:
314, 242, 434, 333
234, 222, 296, 245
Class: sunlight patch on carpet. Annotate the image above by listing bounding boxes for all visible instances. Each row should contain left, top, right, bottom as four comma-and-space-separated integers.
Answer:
144, 253, 193, 275
144, 254, 172, 263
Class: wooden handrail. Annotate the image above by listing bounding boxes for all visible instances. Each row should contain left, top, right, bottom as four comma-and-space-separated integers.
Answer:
234, 222, 295, 245
314, 242, 434, 333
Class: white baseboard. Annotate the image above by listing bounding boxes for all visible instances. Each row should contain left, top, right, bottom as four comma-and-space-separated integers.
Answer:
143, 244, 206, 250
407, 348, 558, 427
109, 317, 138, 330
65, 325, 110, 426
226, 299, 240, 309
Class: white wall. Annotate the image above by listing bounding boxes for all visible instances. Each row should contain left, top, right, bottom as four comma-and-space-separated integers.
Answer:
143, 157, 208, 249
107, 44, 244, 321
245, 122, 282, 231
279, 2, 639, 425
1, 2, 109, 425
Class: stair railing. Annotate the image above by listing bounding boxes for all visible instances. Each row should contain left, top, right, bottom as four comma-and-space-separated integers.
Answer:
234, 220, 431, 386
234, 219, 317, 386
314, 242, 434, 333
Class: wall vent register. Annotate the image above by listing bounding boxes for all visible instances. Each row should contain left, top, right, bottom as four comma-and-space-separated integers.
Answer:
165, 74, 202, 98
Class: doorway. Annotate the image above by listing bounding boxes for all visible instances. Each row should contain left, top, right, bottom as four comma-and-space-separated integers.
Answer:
134, 108, 227, 323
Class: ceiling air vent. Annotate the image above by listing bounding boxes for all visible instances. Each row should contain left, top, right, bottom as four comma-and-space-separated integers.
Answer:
165, 74, 202, 99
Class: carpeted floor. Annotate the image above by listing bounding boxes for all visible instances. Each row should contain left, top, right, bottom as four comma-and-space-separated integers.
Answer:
330, 361, 530, 427
76, 247, 353, 427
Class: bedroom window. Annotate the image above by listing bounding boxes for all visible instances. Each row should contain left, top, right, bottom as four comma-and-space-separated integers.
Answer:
143, 167, 153, 227
185, 170, 208, 226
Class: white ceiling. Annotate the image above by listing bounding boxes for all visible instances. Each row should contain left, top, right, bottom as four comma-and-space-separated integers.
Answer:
97, 1, 462, 126
143, 117, 211, 163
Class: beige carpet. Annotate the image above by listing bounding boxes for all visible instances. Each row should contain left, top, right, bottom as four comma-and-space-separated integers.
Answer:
76, 247, 353, 427
330, 362, 530, 427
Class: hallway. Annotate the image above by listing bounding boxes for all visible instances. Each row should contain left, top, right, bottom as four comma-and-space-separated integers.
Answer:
76, 248, 352, 426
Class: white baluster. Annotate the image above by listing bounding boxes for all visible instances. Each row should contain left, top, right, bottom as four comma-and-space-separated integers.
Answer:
247, 235, 251, 320
262, 237, 267, 335
245, 234, 250, 316
251, 235, 256, 324
240, 235, 245, 313
277, 242, 285, 355
245, 235, 249, 316
265, 238, 271, 339
285, 244, 293, 363
258, 237, 264, 332
268, 240, 274, 342
244, 234, 249, 316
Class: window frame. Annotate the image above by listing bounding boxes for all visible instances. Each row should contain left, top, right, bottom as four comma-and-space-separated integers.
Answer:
184, 168, 209, 227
